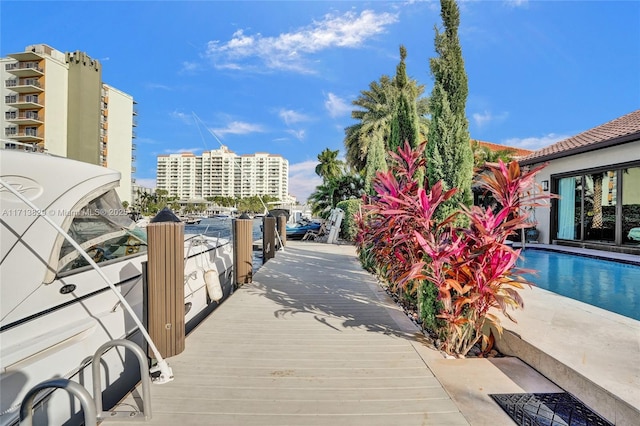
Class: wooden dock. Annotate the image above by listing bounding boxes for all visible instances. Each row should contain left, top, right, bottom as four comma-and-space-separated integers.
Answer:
112, 241, 469, 425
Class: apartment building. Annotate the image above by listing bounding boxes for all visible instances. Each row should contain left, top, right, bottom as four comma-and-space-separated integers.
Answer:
1, 44, 136, 203
157, 146, 289, 201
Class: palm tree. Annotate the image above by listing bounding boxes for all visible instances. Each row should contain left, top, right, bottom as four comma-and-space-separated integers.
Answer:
344, 74, 429, 174
309, 174, 365, 219
344, 76, 396, 173
315, 148, 343, 181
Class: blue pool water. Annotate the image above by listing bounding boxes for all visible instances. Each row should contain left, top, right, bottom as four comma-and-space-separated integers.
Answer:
516, 249, 640, 321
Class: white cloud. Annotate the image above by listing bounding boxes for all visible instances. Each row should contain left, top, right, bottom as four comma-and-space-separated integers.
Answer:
163, 147, 201, 154
324, 92, 351, 118
146, 83, 172, 91
504, 0, 529, 8
170, 110, 195, 125
503, 133, 569, 151
205, 9, 398, 73
288, 160, 322, 202
211, 121, 265, 136
279, 108, 310, 125
472, 110, 509, 127
135, 137, 157, 145
286, 129, 306, 141
135, 178, 157, 190
179, 61, 201, 74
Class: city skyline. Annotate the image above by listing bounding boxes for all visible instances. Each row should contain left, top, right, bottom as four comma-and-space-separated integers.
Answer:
156, 145, 290, 202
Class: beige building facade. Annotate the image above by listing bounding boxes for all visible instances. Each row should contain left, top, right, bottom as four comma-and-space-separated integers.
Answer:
157, 146, 289, 201
1, 44, 135, 203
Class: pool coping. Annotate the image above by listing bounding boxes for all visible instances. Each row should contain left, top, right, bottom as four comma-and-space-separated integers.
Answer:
496, 244, 640, 425
515, 242, 640, 266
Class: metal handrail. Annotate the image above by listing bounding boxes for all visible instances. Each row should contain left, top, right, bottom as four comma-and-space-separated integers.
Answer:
92, 339, 152, 421
19, 379, 97, 426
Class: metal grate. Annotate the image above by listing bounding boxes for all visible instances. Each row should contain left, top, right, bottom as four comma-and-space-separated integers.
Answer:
489, 393, 613, 426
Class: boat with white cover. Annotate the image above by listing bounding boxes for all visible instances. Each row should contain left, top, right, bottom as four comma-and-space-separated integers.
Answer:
0, 147, 234, 425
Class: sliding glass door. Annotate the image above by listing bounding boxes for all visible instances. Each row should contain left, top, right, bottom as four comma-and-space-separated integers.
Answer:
554, 163, 640, 247
557, 176, 580, 240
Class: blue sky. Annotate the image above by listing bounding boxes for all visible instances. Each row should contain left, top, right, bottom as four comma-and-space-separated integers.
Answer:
2, 1, 639, 202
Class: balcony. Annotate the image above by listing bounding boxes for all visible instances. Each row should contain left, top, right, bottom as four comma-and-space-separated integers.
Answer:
5, 79, 43, 94
4, 129, 43, 143
5, 95, 43, 109
5, 111, 42, 125
5, 62, 44, 77
1, 140, 41, 152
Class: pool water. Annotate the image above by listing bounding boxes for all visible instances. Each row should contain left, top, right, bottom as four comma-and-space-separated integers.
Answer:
516, 249, 640, 321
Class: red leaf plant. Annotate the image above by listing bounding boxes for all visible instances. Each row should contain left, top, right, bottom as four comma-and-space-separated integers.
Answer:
356, 142, 552, 357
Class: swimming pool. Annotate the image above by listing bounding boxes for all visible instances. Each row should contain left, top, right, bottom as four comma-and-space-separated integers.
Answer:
516, 249, 640, 321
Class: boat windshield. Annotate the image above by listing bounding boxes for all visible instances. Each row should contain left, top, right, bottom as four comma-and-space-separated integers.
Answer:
58, 190, 147, 273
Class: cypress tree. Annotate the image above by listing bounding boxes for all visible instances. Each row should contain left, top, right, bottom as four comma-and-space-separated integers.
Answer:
426, 0, 474, 221
388, 46, 421, 153
364, 133, 388, 194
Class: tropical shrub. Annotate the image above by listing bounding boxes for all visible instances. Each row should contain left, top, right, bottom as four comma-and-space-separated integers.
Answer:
336, 199, 362, 242
309, 174, 365, 219
356, 142, 550, 357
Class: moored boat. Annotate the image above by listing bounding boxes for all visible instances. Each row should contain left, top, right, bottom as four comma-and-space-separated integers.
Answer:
286, 218, 322, 239
0, 148, 234, 425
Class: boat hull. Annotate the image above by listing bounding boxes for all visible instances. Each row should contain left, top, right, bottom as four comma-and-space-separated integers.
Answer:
0, 239, 234, 426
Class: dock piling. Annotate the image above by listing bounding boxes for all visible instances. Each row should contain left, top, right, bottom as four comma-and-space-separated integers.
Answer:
262, 215, 276, 263
233, 213, 253, 285
146, 208, 185, 358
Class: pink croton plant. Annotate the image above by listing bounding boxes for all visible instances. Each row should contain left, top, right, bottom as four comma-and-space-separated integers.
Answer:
356, 142, 552, 357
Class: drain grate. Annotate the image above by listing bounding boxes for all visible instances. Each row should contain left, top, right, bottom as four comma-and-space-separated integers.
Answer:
489, 392, 613, 426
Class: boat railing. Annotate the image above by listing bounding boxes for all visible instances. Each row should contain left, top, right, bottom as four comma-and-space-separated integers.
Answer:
19, 339, 152, 425
92, 339, 152, 421
20, 379, 97, 426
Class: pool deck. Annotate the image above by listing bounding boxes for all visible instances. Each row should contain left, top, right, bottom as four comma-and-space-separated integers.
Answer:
112, 241, 639, 425
496, 243, 640, 425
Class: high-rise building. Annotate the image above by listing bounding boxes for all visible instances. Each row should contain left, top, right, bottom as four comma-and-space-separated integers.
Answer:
157, 146, 289, 201
1, 44, 136, 203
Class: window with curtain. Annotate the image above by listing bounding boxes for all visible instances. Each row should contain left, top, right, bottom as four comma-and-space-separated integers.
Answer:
554, 164, 640, 247
622, 166, 640, 245
557, 176, 579, 240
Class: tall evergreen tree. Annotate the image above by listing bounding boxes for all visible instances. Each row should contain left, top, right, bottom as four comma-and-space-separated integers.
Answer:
426, 0, 474, 222
388, 45, 421, 153
363, 132, 387, 194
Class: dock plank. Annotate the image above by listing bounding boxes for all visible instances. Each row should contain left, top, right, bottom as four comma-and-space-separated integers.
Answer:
110, 242, 470, 425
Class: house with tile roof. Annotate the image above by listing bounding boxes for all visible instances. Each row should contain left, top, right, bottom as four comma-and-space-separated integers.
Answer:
473, 140, 534, 160
520, 109, 640, 254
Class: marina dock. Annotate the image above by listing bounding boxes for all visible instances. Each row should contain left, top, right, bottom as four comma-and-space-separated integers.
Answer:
113, 241, 583, 426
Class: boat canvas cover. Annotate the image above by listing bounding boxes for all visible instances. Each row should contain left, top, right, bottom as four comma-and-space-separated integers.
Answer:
1, 150, 121, 323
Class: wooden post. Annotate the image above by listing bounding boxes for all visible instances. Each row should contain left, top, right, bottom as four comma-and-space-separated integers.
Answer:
146, 208, 184, 358
277, 215, 287, 248
262, 215, 276, 263
233, 214, 253, 285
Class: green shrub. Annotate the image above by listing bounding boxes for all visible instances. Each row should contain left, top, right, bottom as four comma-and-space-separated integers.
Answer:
336, 199, 362, 242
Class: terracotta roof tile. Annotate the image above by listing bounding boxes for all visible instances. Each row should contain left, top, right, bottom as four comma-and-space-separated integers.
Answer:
520, 109, 640, 165
472, 139, 534, 158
